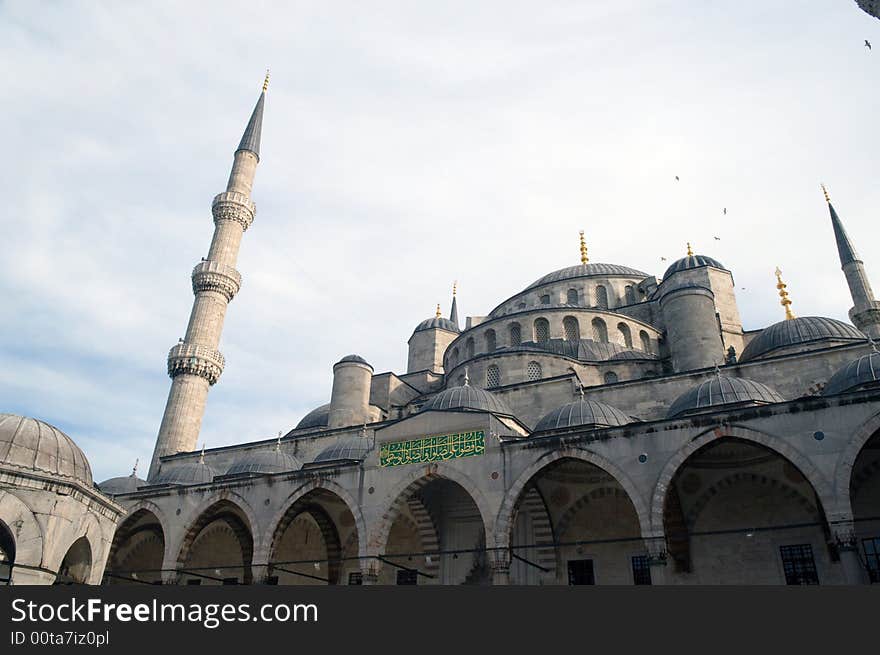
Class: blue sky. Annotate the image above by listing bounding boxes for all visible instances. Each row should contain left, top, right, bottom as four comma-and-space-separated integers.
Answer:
1, 1, 878, 482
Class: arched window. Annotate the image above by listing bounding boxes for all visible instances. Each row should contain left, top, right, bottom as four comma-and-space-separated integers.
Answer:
567, 288, 579, 305
639, 330, 651, 353
604, 371, 618, 384
526, 361, 542, 381
563, 316, 580, 342
486, 365, 500, 389
534, 318, 550, 344
540, 294, 551, 305
595, 285, 609, 309
466, 337, 475, 359
485, 329, 497, 352
625, 285, 636, 305
450, 347, 459, 367
617, 322, 633, 348
591, 317, 608, 343
509, 323, 522, 346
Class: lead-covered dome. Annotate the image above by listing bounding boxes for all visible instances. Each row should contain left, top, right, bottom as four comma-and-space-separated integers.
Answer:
226, 447, 299, 476
662, 253, 726, 280
337, 354, 372, 367
295, 403, 331, 430
535, 398, 632, 431
153, 459, 216, 485
414, 317, 460, 333
98, 472, 146, 495
0, 414, 92, 485
823, 350, 880, 396
667, 375, 784, 418
525, 263, 649, 291
420, 385, 515, 416
740, 317, 865, 362
313, 437, 372, 463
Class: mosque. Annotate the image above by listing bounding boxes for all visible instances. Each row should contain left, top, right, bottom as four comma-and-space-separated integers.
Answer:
2, 78, 880, 586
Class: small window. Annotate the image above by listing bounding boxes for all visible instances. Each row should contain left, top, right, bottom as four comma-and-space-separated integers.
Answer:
863, 538, 880, 583
631, 555, 652, 585
595, 285, 608, 309
567, 288, 579, 305
486, 365, 501, 389
563, 316, 580, 342
779, 544, 819, 585
348, 572, 363, 585
526, 361, 542, 381
639, 330, 651, 353
466, 337, 475, 359
540, 294, 551, 305
618, 322, 632, 348
604, 371, 618, 384
534, 318, 550, 343
591, 317, 608, 343
485, 329, 497, 352
625, 285, 636, 305
396, 569, 418, 585
509, 323, 522, 346
567, 559, 595, 585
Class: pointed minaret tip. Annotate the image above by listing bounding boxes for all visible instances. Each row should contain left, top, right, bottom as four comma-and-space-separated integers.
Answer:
821, 183, 830, 204
449, 284, 460, 328
263, 69, 270, 92
237, 74, 267, 160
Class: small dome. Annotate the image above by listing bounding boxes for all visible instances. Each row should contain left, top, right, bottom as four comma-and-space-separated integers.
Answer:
98, 473, 146, 495
420, 385, 515, 416
153, 460, 216, 485
667, 375, 784, 418
0, 414, 92, 485
414, 317, 460, 333
313, 437, 372, 463
823, 350, 880, 396
535, 398, 632, 431
226, 447, 299, 476
525, 263, 649, 291
337, 354, 371, 367
295, 403, 331, 430
740, 317, 865, 362
662, 253, 726, 280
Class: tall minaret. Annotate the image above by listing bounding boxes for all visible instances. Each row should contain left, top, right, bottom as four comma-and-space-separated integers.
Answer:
148, 75, 268, 480
822, 185, 880, 339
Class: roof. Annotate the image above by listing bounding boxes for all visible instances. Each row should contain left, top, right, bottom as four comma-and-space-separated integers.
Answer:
313, 437, 372, 463
667, 375, 784, 418
0, 414, 92, 485
419, 385, 515, 416
237, 90, 265, 159
226, 448, 299, 476
823, 350, 880, 396
662, 254, 726, 280
152, 461, 216, 486
534, 399, 632, 431
414, 317, 460, 333
739, 316, 865, 362
524, 263, 649, 291
98, 473, 146, 495
337, 354, 371, 367
294, 403, 331, 430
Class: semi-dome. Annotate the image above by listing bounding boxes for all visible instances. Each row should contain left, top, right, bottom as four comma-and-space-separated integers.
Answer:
740, 316, 865, 362
313, 437, 372, 463
98, 472, 146, 495
226, 447, 299, 476
420, 384, 515, 416
0, 414, 93, 485
152, 459, 216, 485
414, 317, 460, 333
534, 398, 632, 431
295, 403, 331, 430
662, 253, 726, 280
525, 263, 649, 291
823, 350, 880, 396
667, 375, 785, 418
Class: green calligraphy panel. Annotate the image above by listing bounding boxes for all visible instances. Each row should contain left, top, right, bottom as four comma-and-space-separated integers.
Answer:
379, 430, 485, 467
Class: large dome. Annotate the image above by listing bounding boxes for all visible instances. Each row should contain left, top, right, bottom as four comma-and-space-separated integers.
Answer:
226, 447, 299, 476
823, 350, 880, 396
740, 317, 865, 362
0, 414, 92, 485
662, 253, 726, 280
524, 263, 649, 291
534, 398, 632, 431
667, 375, 784, 418
420, 385, 515, 416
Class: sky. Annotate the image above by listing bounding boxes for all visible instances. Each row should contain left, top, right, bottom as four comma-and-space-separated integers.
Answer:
1, 1, 878, 482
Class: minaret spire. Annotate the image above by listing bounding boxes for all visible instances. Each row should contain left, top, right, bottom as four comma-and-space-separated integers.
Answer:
148, 76, 269, 480
821, 185, 880, 338
449, 281, 459, 328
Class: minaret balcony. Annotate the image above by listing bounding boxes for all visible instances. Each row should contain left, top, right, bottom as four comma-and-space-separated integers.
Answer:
212, 191, 256, 230
166, 343, 226, 385
191, 260, 242, 301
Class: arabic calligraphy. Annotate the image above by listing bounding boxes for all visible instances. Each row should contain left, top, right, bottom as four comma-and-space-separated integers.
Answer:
379, 430, 485, 467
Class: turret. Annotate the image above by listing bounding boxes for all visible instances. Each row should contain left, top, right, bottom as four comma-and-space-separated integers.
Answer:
148, 74, 269, 481
823, 186, 880, 338
328, 355, 374, 428
407, 287, 460, 373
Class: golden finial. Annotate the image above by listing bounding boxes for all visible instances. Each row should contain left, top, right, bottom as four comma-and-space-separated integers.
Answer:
775, 267, 795, 320
453, 280, 457, 297
262, 69, 270, 92
198, 444, 206, 464
821, 184, 831, 204
131, 458, 139, 477
579, 230, 589, 264
686, 242, 694, 257
435, 303, 442, 318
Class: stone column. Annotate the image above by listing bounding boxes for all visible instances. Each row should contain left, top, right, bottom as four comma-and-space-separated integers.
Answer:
489, 549, 511, 586
360, 559, 380, 585
644, 537, 670, 585
11, 566, 57, 585
832, 522, 869, 585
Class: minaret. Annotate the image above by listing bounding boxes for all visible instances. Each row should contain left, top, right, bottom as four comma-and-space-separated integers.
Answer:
822, 185, 880, 338
147, 74, 269, 480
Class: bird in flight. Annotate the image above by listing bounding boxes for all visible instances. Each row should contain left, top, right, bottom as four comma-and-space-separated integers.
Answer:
660, 256, 667, 262
675, 175, 680, 181
867, 40, 872, 50
713, 236, 721, 241
723, 207, 727, 215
